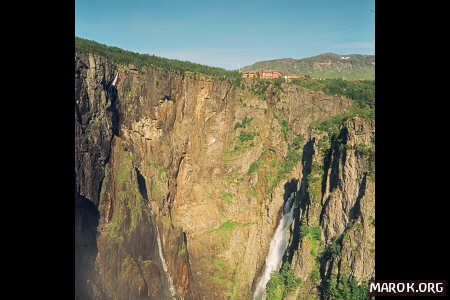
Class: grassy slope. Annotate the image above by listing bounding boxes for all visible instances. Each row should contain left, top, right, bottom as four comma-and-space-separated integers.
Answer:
241, 53, 375, 80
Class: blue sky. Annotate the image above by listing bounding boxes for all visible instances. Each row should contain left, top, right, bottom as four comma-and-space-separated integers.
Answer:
75, 0, 374, 70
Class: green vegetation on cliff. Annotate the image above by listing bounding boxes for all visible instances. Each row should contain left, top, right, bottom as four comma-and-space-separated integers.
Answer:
261, 145, 302, 200
214, 220, 249, 233
75, 37, 241, 80
322, 274, 369, 300
266, 262, 303, 300
308, 74, 374, 158
306, 162, 324, 204
309, 106, 375, 184
248, 78, 284, 101
291, 78, 374, 109
234, 116, 253, 130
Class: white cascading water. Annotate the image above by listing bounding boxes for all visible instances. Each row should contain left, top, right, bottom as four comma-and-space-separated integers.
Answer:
253, 192, 296, 300
112, 72, 118, 86
148, 207, 177, 299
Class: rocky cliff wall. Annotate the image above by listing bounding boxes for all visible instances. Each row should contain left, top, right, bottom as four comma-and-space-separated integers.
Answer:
282, 117, 375, 300
75, 52, 374, 300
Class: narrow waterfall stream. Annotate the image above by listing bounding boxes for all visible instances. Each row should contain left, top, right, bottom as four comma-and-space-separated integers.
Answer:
112, 72, 118, 86
253, 192, 296, 300
149, 208, 177, 299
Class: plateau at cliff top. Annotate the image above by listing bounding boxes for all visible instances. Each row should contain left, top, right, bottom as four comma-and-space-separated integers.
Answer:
241, 53, 375, 80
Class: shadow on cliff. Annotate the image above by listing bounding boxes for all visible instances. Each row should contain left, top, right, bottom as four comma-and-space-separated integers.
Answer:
75, 81, 119, 300
135, 167, 150, 206
282, 139, 315, 266
319, 127, 349, 228
75, 191, 100, 300
349, 173, 366, 222
107, 85, 120, 137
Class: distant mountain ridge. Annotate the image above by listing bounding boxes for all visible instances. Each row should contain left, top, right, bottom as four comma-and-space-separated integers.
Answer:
241, 53, 375, 80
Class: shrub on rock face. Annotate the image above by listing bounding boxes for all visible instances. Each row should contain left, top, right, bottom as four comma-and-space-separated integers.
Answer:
322, 274, 369, 300
248, 161, 260, 176
238, 131, 256, 143
292, 135, 305, 150
266, 262, 303, 300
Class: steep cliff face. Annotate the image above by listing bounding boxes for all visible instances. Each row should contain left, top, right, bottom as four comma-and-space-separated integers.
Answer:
75, 51, 374, 300
281, 117, 375, 300
75, 52, 118, 300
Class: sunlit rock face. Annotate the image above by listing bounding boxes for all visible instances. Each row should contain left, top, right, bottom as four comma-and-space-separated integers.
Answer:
75, 51, 373, 300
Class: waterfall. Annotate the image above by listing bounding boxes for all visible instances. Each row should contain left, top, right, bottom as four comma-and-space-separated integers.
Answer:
112, 72, 118, 86
253, 192, 296, 300
149, 208, 177, 299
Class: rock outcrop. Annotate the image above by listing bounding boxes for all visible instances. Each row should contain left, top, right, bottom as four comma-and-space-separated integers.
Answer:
282, 117, 375, 300
75, 51, 374, 300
